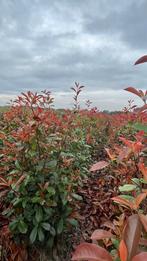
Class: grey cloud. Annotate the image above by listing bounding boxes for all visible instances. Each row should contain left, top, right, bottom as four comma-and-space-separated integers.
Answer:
0, 0, 147, 109
84, 0, 147, 50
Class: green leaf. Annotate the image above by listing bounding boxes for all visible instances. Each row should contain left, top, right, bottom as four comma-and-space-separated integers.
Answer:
111, 238, 120, 249
18, 220, 28, 234
140, 178, 147, 184
60, 152, 74, 157
41, 222, 51, 231
133, 123, 147, 133
43, 207, 53, 217
32, 196, 41, 203
46, 237, 54, 249
57, 218, 64, 234
71, 193, 83, 201
50, 226, 56, 236
119, 184, 136, 192
12, 197, 22, 206
120, 195, 134, 201
38, 227, 45, 242
61, 198, 68, 206
9, 220, 18, 231
67, 218, 78, 227
47, 187, 56, 195
30, 226, 38, 243
131, 178, 140, 185
110, 249, 120, 260
46, 160, 57, 168
22, 199, 28, 208
2, 208, 12, 216
9, 170, 19, 175
31, 140, 37, 150
36, 161, 44, 171
35, 206, 43, 223
64, 207, 72, 217
15, 160, 21, 170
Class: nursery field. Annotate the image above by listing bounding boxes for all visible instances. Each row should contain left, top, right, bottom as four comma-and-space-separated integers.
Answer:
0, 56, 147, 261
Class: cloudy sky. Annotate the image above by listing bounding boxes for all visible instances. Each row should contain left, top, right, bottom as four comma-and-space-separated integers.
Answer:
0, 0, 147, 110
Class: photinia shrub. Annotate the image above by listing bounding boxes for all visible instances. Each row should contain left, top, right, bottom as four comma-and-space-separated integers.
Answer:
0, 91, 92, 259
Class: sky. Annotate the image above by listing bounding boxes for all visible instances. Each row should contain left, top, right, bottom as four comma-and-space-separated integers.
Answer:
0, 0, 147, 110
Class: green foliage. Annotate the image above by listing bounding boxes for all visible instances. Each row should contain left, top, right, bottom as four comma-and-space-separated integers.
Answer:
0, 91, 92, 256
0, 65, 146, 260
133, 123, 147, 133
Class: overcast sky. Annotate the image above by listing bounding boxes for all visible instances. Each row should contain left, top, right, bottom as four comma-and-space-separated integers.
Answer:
0, 0, 147, 110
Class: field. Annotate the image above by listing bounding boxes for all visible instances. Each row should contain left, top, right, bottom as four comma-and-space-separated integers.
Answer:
0, 56, 147, 261
0, 106, 9, 113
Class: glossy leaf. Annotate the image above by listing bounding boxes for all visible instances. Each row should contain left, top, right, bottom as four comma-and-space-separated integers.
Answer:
124, 87, 143, 98
132, 252, 147, 261
14, 175, 26, 187
123, 214, 142, 260
135, 104, 147, 112
57, 218, 64, 234
71, 193, 83, 201
35, 207, 43, 223
67, 218, 78, 227
112, 196, 132, 209
139, 214, 147, 232
119, 184, 136, 192
30, 226, 38, 243
124, 87, 147, 104
119, 240, 127, 261
41, 222, 51, 231
138, 163, 147, 181
18, 220, 28, 234
134, 55, 147, 65
50, 226, 56, 237
38, 227, 45, 242
90, 161, 109, 172
71, 243, 113, 261
134, 193, 147, 209
9, 220, 18, 231
133, 123, 147, 133
105, 148, 116, 160
91, 229, 115, 240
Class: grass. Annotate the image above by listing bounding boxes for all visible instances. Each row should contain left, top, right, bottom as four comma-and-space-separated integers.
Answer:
0, 106, 9, 112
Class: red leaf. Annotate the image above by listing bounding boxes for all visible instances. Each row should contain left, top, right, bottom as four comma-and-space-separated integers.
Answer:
15, 175, 26, 187
118, 147, 131, 161
123, 214, 142, 260
71, 243, 113, 261
0, 176, 8, 184
112, 196, 132, 209
134, 55, 147, 65
91, 229, 115, 240
124, 87, 142, 98
139, 214, 147, 232
101, 221, 115, 231
105, 148, 116, 160
134, 193, 147, 209
0, 190, 9, 197
90, 161, 109, 172
132, 252, 147, 261
138, 163, 147, 181
119, 240, 127, 261
136, 104, 147, 112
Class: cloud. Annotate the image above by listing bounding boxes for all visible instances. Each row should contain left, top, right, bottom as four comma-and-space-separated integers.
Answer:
53, 89, 145, 111
0, 0, 147, 110
83, 0, 147, 49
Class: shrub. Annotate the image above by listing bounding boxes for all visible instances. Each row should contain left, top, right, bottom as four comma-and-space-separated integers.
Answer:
0, 91, 92, 260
